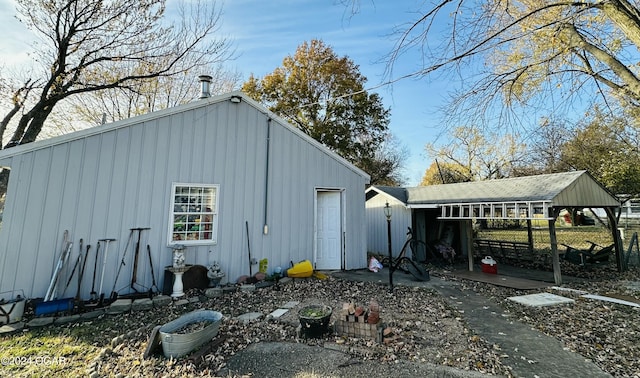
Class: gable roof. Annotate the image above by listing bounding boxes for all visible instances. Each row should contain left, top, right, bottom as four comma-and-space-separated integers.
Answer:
365, 185, 408, 204
368, 171, 620, 220
406, 171, 619, 208
0, 91, 370, 181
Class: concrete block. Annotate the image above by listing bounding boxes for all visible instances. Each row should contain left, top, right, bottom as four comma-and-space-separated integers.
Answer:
508, 293, 574, 307
236, 312, 262, 323
267, 308, 288, 319
131, 298, 153, 311
0, 321, 24, 334
152, 295, 172, 308
222, 286, 238, 294
80, 309, 105, 320
27, 317, 55, 327
107, 299, 132, 315
173, 299, 189, 306
54, 314, 81, 325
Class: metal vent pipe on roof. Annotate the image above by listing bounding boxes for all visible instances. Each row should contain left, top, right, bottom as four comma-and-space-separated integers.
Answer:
198, 75, 212, 99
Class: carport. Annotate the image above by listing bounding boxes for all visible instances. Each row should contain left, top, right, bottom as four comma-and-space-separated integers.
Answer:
367, 171, 622, 284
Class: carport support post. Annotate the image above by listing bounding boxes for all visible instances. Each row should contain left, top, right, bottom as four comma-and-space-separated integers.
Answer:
548, 217, 562, 285
604, 207, 623, 272
466, 219, 474, 272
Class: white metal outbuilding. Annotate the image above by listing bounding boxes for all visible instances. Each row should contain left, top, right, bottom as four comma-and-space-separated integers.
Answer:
0, 91, 370, 299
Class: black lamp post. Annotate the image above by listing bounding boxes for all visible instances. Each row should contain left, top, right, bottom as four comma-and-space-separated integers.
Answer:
384, 202, 393, 292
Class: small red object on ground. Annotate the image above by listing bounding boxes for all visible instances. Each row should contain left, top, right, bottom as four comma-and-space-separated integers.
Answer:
481, 256, 498, 274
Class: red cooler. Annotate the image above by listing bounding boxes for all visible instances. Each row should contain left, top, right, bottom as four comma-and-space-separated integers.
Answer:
481, 256, 497, 274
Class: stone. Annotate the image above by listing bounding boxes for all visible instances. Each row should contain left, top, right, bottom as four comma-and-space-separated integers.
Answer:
240, 284, 256, 292
236, 312, 262, 323
254, 281, 274, 289
267, 308, 288, 319
106, 299, 132, 314
222, 286, 238, 294
152, 295, 172, 308
205, 288, 223, 298
188, 296, 201, 303
80, 309, 105, 320
281, 301, 299, 309
236, 275, 249, 284
27, 317, 55, 327
131, 298, 153, 312
173, 299, 189, 306
54, 314, 81, 325
0, 321, 24, 334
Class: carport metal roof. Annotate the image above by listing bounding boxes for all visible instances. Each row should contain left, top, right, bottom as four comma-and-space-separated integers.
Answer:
368, 171, 623, 285
372, 171, 620, 220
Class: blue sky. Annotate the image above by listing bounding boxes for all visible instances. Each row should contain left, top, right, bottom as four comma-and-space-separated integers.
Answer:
0, 0, 453, 185
216, 0, 449, 185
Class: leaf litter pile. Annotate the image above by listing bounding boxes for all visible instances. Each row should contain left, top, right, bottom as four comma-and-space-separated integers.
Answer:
1, 266, 639, 377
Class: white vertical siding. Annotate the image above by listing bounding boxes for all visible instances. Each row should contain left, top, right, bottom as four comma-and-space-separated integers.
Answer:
365, 194, 411, 256
0, 95, 368, 298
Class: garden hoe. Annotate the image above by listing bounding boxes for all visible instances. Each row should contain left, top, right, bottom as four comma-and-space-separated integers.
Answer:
89, 241, 101, 302
130, 227, 150, 293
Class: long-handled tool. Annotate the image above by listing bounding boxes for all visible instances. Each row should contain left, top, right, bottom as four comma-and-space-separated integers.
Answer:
97, 238, 116, 306
147, 244, 159, 296
130, 228, 150, 293
45, 230, 73, 301
76, 244, 90, 301
90, 241, 101, 302
62, 238, 83, 296
246, 221, 253, 276
110, 229, 135, 300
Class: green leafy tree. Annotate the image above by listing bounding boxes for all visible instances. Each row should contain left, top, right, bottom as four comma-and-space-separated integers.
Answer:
561, 107, 640, 197
420, 160, 470, 185
242, 39, 400, 185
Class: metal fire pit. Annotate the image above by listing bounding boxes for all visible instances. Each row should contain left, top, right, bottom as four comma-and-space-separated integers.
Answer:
298, 304, 332, 338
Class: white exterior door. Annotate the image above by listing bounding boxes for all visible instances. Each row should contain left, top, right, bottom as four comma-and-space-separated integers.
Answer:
315, 190, 342, 270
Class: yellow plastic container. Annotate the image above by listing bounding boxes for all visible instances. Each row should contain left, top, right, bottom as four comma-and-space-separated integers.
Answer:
287, 260, 313, 278
259, 258, 268, 274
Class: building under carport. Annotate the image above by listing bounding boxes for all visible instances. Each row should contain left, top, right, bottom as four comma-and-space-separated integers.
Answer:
366, 171, 622, 284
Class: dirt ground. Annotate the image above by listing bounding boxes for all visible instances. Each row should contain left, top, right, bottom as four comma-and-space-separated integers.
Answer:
2, 264, 639, 377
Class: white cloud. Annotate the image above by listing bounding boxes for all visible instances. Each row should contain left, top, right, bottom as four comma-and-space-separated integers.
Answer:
0, 0, 36, 69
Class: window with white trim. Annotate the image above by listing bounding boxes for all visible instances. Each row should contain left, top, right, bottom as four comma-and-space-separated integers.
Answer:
169, 183, 218, 245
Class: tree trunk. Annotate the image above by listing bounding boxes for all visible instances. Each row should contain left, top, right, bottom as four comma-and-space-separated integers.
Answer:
5, 104, 55, 148
20, 106, 54, 144
601, 0, 640, 50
